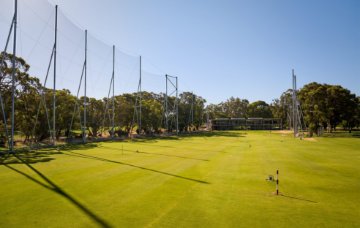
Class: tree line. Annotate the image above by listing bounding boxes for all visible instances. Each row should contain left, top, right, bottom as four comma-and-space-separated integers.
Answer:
0, 53, 206, 145
207, 85, 360, 135
1, 52, 359, 145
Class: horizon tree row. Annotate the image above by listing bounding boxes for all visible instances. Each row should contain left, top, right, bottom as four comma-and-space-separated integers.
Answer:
207, 85, 360, 136
0, 53, 206, 146
1, 53, 359, 145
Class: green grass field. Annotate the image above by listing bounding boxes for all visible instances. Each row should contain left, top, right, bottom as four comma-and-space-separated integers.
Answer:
0, 131, 359, 227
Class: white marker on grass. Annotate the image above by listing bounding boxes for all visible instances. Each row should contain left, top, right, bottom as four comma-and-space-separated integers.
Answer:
276, 170, 279, 195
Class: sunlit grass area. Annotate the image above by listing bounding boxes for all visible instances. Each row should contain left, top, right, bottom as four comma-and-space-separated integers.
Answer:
0, 131, 359, 227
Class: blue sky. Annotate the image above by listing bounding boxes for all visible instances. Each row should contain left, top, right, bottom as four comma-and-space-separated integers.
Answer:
1, 0, 359, 104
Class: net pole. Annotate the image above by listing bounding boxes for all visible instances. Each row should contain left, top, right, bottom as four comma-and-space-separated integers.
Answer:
292, 69, 296, 137
10, 0, 17, 153
52, 5, 57, 145
176, 76, 178, 135
83, 30, 87, 143
139, 56, 142, 134
112, 45, 115, 139
165, 74, 169, 132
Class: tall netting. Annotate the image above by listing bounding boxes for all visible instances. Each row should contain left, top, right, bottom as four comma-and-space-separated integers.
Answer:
0, 0, 169, 147
142, 70, 165, 95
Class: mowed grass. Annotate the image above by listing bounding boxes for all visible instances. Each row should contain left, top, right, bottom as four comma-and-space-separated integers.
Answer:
0, 131, 359, 227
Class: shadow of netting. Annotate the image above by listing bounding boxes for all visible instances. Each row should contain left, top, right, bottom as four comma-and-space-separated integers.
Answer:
3, 155, 111, 227
0, 143, 100, 165
0, 131, 243, 165
0, 151, 60, 165
63, 151, 210, 184
100, 145, 209, 161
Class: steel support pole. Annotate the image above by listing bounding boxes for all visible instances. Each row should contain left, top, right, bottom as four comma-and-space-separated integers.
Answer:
293, 72, 299, 137
191, 92, 194, 126
292, 69, 296, 137
83, 30, 87, 143
112, 45, 115, 138
10, 0, 17, 153
176, 77, 178, 134
53, 5, 57, 145
165, 74, 168, 131
139, 56, 142, 134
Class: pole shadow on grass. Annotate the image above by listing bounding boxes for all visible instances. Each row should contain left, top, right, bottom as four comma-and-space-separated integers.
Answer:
63, 151, 210, 184
2, 155, 111, 228
279, 193, 317, 203
100, 146, 209, 162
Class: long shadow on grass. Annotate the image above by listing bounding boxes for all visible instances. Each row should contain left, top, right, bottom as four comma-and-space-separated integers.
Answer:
100, 145, 209, 162
320, 132, 360, 138
280, 193, 317, 203
3, 154, 111, 228
63, 151, 209, 184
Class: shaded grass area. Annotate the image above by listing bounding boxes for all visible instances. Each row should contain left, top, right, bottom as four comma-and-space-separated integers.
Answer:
0, 131, 359, 227
2, 155, 111, 228
321, 131, 360, 138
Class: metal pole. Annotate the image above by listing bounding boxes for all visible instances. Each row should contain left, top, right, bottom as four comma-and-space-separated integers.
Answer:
10, 0, 17, 153
294, 71, 299, 136
83, 29, 87, 143
112, 45, 115, 138
53, 5, 57, 145
165, 74, 168, 132
191, 92, 194, 126
292, 69, 296, 137
139, 56, 142, 134
294, 75, 299, 135
176, 76, 178, 135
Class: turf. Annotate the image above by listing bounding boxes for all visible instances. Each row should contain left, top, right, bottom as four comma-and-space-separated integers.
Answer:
0, 131, 359, 227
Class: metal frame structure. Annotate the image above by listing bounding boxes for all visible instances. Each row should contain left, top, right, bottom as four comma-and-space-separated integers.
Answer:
0, 0, 195, 149
132, 56, 142, 134
291, 69, 306, 137
164, 74, 178, 134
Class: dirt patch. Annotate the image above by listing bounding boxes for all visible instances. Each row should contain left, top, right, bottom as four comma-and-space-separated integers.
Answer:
303, 137, 317, 142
